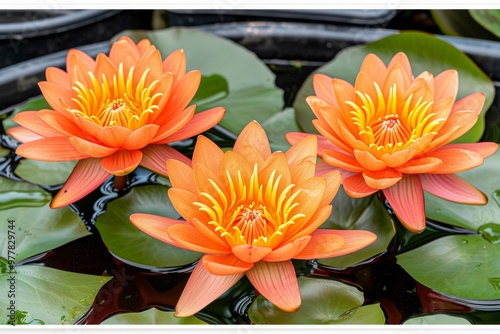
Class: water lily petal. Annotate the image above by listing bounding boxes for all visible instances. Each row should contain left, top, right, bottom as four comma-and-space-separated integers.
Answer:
396, 157, 442, 174
357, 53, 388, 87
442, 142, 498, 159
168, 224, 231, 254
425, 148, 484, 174
163, 49, 186, 78
234, 120, 272, 160
66, 48, 96, 86
166, 159, 195, 192
420, 173, 487, 204
191, 218, 229, 250
141, 144, 191, 177
108, 36, 141, 73
331, 78, 355, 114
152, 105, 196, 143
259, 151, 292, 194
313, 119, 354, 154
135, 48, 163, 87
285, 135, 317, 183
11, 111, 60, 137
129, 213, 187, 247
343, 173, 378, 198
362, 168, 402, 189
293, 230, 345, 259
284, 205, 332, 243
246, 260, 301, 312
175, 260, 243, 317
96, 126, 133, 147
6, 126, 44, 143
46, 67, 69, 86
431, 69, 459, 101
192, 135, 224, 174
232, 244, 272, 263
122, 124, 160, 150
51, 158, 109, 208
383, 174, 425, 233
451, 92, 485, 115
354, 149, 387, 171
202, 254, 253, 275
313, 73, 337, 106
37, 109, 94, 140
318, 229, 378, 257
16, 137, 88, 161
168, 188, 200, 223
263, 236, 311, 262
93, 53, 118, 83
322, 149, 365, 172
165, 106, 226, 144
69, 137, 119, 158
100, 149, 142, 176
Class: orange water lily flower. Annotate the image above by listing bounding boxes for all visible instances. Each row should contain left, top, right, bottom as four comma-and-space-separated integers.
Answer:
287, 52, 498, 233
7, 36, 225, 208
130, 121, 377, 316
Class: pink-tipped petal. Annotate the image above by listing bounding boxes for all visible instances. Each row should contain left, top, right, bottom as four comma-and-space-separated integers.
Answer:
246, 260, 301, 312
383, 174, 425, 233
420, 174, 487, 204
6, 126, 44, 143
442, 142, 498, 159
129, 213, 187, 247
11, 111, 66, 138
51, 158, 110, 208
16, 137, 89, 161
175, 260, 243, 317
141, 145, 191, 177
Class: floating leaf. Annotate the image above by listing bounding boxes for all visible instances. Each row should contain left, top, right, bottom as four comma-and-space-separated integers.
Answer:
404, 314, 471, 325
397, 235, 500, 300
101, 307, 207, 325
2, 96, 51, 131
431, 10, 499, 40
261, 108, 300, 152
15, 159, 77, 186
425, 149, 500, 231
96, 185, 201, 267
294, 31, 494, 143
121, 27, 284, 134
0, 265, 111, 324
249, 276, 385, 324
318, 188, 394, 269
0, 178, 90, 262
469, 10, 500, 38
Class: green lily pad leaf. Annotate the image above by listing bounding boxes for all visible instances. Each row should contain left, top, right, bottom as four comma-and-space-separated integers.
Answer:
15, 159, 77, 186
249, 277, 384, 324
0, 178, 90, 262
404, 314, 471, 325
95, 184, 201, 267
193, 74, 229, 105
318, 188, 395, 269
2, 96, 51, 131
0, 265, 111, 324
294, 31, 494, 144
397, 235, 500, 300
101, 307, 207, 325
120, 27, 284, 134
425, 149, 500, 231
481, 105, 500, 143
431, 10, 499, 40
469, 10, 500, 38
261, 108, 300, 152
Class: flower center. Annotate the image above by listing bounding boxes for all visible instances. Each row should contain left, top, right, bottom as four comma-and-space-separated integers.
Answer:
194, 164, 305, 247
346, 82, 445, 156
67, 64, 163, 129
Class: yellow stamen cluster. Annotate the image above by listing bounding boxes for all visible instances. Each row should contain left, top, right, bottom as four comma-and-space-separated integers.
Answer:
67, 64, 163, 130
194, 164, 305, 247
347, 82, 445, 157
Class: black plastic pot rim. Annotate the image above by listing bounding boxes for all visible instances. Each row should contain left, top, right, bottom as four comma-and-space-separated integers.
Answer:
0, 10, 121, 39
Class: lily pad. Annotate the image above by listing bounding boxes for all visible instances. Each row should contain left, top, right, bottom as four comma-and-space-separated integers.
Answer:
101, 307, 207, 325
318, 188, 395, 269
294, 31, 494, 144
0, 178, 90, 262
15, 159, 77, 186
95, 184, 201, 267
469, 10, 500, 38
2, 96, 51, 131
431, 10, 499, 40
0, 265, 111, 324
397, 235, 500, 300
121, 27, 284, 134
261, 107, 300, 152
425, 149, 500, 231
248, 276, 385, 324
404, 314, 471, 325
